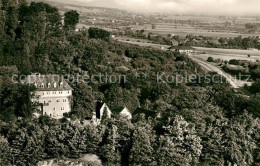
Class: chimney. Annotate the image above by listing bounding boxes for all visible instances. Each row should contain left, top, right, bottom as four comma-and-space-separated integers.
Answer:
96, 100, 103, 119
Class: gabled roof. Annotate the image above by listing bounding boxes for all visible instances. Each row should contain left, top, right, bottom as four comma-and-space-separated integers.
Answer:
112, 106, 125, 114
133, 108, 157, 118
111, 106, 131, 114
95, 101, 109, 119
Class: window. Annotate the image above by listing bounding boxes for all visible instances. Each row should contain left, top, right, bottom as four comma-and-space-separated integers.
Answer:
57, 99, 60, 103
63, 99, 67, 102
53, 108, 56, 111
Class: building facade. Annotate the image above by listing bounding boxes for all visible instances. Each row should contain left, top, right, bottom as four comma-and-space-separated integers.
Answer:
168, 46, 195, 54
27, 74, 73, 119
119, 107, 132, 119
93, 102, 132, 124
95, 102, 112, 120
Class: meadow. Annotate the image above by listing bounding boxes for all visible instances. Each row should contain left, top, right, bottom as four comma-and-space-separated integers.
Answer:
130, 23, 257, 38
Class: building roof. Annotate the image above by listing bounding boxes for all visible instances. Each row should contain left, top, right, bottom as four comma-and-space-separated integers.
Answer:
168, 46, 194, 50
95, 101, 109, 119
111, 106, 125, 114
133, 108, 157, 118
25, 74, 72, 91
111, 106, 131, 114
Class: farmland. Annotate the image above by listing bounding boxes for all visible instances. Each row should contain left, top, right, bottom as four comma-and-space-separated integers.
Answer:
128, 23, 257, 38
116, 37, 260, 61
193, 47, 260, 62
28, 0, 260, 39
191, 53, 260, 62
194, 47, 260, 56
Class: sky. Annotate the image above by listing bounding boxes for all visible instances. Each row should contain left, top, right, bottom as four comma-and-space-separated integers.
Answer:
60, 0, 260, 15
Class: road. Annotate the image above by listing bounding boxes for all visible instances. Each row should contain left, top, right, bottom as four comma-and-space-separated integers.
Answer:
117, 39, 253, 88
189, 55, 252, 89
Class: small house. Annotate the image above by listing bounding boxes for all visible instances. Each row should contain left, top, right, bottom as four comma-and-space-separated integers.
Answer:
112, 106, 132, 120
93, 102, 132, 123
95, 101, 112, 120
168, 46, 195, 54
26, 74, 73, 119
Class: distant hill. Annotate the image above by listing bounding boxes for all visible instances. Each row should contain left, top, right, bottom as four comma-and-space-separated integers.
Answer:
27, 0, 128, 13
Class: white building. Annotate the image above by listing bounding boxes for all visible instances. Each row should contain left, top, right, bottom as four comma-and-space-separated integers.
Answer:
118, 107, 132, 120
93, 102, 132, 123
168, 46, 195, 54
94, 102, 112, 122
26, 74, 73, 119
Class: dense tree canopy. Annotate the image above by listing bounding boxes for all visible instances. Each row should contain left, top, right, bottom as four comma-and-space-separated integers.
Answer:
64, 10, 79, 30
88, 27, 110, 41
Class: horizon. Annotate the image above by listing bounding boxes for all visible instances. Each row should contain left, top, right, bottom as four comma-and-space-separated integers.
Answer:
44, 0, 260, 16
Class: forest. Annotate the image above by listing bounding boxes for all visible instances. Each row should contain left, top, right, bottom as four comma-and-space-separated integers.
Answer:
0, 0, 260, 165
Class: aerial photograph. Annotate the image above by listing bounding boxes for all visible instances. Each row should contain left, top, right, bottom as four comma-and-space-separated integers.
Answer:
0, 0, 260, 165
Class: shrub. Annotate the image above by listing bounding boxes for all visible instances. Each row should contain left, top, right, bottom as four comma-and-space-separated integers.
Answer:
229, 59, 240, 65
88, 27, 110, 41
207, 57, 214, 62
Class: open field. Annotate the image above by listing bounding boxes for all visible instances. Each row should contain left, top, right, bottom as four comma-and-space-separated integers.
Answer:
193, 47, 260, 62
194, 47, 260, 56
116, 38, 170, 49
117, 38, 260, 62
191, 53, 260, 62
190, 56, 252, 88
130, 23, 258, 38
